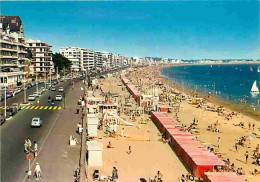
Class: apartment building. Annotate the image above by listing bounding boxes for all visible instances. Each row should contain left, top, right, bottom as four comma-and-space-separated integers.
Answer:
26, 39, 53, 76
94, 51, 103, 70
0, 15, 29, 88
101, 52, 113, 70
59, 47, 81, 71
80, 48, 95, 71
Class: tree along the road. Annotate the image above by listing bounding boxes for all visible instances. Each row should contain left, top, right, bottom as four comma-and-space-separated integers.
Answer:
52, 53, 71, 70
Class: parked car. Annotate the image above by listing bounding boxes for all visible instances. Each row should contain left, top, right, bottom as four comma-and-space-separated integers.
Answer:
0, 94, 4, 101
6, 92, 13, 98
6, 108, 16, 116
51, 87, 56, 91
0, 115, 6, 126
33, 92, 39, 98
41, 87, 46, 92
28, 95, 36, 101
31, 117, 42, 127
11, 103, 21, 111
58, 87, 64, 92
55, 95, 63, 101
14, 88, 22, 94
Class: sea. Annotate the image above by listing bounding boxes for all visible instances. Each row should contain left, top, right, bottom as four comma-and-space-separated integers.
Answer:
161, 64, 260, 109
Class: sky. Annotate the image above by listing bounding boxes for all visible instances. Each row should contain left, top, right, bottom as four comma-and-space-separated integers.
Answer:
1, 0, 259, 59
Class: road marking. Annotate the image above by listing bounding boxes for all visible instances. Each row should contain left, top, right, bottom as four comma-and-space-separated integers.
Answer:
39, 106, 44, 110
35, 106, 39, 109
58, 106, 62, 110
49, 106, 53, 110
25, 106, 31, 109
30, 106, 35, 109
53, 106, 57, 110
44, 106, 48, 110
21, 106, 26, 109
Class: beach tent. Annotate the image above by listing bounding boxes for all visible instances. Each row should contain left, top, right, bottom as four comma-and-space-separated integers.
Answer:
203, 172, 246, 182
87, 141, 103, 167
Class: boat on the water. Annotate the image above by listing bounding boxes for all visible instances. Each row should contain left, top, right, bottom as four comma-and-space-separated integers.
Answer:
257, 66, 260, 73
250, 80, 259, 93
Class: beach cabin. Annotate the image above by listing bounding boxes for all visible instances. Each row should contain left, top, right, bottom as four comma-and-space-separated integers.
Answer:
87, 114, 99, 137
87, 141, 103, 167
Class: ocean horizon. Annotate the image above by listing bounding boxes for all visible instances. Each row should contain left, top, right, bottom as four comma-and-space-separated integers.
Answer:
161, 64, 260, 109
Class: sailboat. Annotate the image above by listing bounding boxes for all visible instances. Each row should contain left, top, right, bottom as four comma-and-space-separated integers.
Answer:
257, 66, 260, 73
250, 81, 259, 93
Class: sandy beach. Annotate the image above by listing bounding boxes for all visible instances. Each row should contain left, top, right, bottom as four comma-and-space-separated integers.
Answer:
86, 66, 259, 182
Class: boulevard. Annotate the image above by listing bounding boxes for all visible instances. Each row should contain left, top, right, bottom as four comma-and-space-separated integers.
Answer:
0, 79, 79, 182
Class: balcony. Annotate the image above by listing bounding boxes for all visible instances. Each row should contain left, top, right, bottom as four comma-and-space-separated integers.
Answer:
0, 55, 18, 59
0, 47, 18, 52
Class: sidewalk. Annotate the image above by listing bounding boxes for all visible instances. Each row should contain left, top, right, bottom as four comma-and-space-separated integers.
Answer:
28, 80, 84, 182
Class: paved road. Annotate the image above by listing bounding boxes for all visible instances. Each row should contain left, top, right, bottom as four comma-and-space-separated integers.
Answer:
0, 79, 79, 182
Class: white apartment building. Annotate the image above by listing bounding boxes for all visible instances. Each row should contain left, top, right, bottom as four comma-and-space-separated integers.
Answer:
26, 39, 53, 76
94, 51, 103, 70
101, 52, 113, 70
0, 15, 29, 88
59, 47, 81, 71
81, 48, 95, 71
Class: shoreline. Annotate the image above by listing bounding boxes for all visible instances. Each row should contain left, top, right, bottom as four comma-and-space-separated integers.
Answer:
158, 65, 260, 121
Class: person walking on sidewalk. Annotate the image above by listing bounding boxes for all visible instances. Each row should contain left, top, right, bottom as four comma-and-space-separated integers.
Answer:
217, 137, 220, 148
24, 139, 29, 153
27, 138, 32, 152
34, 162, 42, 180
34, 141, 38, 157
112, 167, 118, 181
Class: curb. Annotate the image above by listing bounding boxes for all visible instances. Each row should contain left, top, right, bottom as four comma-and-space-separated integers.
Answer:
6, 116, 13, 121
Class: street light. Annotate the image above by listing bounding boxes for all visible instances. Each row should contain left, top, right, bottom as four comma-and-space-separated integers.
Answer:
63, 92, 65, 109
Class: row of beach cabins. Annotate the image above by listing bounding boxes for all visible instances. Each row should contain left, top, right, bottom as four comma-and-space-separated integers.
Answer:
120, 74, 246, 182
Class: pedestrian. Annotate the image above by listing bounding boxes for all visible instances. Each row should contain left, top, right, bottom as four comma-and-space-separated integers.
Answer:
235, 143, 238, 152
157, 171, 163, 181
248, 122, 251, 130
112, 167, 118, 180
252, 123, 255, 131
34, 162, 42, 180
27, 138, 32, 152
245, 151, 249, 163
24, 139, 29, 153
37, 99, 40, 107
127, 146, 131, 154
153, 176, 157, 182
107, 141, 112, 148
217, 137, 220, 148
34, 141, 38, 157
120, 128, 124, 137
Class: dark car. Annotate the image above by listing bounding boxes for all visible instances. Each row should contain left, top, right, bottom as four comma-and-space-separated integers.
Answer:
0, 115, 5, 126
6, 92, 13, 98
6, 108, 16, 116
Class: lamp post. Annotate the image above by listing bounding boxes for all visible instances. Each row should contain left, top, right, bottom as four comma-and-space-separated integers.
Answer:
63, 92, 65, 109
23, 74, 27, 103
4, 84, 6, 117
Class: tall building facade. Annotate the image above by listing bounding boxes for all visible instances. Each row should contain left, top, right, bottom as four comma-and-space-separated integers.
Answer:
80, 48, 94, 71
26, 39, 53, 76
0, 15, 29, 88
94, 51, 102, 70
59, 47, 81, 71
59, 46, 128, 73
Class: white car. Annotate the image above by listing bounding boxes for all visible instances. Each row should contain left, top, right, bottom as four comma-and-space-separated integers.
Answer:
28, 95, 36, 101
58, 87, 64, 92
33, 92, 39, 97
55, 95, 63, 101
31, 117, 42, 127
51, 87, 56, 91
